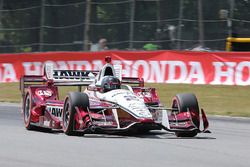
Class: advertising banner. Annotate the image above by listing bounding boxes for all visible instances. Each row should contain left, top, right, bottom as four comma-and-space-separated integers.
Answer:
0, 51, 250, 85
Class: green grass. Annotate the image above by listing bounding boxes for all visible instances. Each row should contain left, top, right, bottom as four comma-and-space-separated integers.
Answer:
1, 83, 250, 117
146, 83, 250, 117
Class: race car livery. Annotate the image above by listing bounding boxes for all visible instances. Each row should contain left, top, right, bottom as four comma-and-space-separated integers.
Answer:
20, 56, 210, 137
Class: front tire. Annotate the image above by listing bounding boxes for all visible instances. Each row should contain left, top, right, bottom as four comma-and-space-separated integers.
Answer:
63, 92, 89, 136
23, 91, 35, 130
172, 93, 200, 137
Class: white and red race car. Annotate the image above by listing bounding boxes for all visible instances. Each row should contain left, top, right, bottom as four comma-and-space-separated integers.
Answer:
20, 56, 210, 137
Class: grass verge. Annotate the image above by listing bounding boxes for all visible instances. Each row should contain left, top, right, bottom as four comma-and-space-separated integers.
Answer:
1, 82, 250, 117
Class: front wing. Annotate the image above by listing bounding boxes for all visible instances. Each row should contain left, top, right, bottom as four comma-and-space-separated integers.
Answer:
73, 105, 210, 134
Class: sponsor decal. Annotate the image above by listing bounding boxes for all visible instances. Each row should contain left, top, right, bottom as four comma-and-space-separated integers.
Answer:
35, 89, 53, 97
53, 70, 92, 80
0, 63, 17, 82
127, 103, 152, 118
123, 95, 139, 101
151, 110, 162, 122
137, 91, 151, 98
110, 91, 128, 97
93, 121, 113, 126
1, 51, 250, 85
47, 106, 63, 118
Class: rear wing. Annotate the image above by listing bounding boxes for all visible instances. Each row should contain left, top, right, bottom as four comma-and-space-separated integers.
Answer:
44, 63, 98, 84
20, 63, 99, 98
20, 61, 145, 97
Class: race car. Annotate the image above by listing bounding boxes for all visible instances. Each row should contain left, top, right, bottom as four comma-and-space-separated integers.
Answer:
20, 56, 210, 137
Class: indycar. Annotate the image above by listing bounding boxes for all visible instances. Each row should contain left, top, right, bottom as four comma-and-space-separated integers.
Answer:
20, 56, 210, 137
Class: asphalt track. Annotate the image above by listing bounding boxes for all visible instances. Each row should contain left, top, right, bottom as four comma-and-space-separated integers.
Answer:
0, 103, 250, 167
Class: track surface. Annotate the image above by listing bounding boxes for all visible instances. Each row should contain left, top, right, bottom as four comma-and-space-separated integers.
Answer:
0, 104, 250, 167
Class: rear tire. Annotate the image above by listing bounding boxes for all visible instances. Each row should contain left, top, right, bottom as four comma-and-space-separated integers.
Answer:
63, 92, 89, 136
172, 93, 200, 137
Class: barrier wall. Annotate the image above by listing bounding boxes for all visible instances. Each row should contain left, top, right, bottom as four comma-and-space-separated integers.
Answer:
0, 51, 250, 85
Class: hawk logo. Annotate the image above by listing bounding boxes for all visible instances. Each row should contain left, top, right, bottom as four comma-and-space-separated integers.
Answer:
53, 70, 91, 80
47, 106, 63, 118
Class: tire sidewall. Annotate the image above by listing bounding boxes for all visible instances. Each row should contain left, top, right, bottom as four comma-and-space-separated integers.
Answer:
172, 93, 200, 137
63, 96, 74, 134
23, 91, 33, 130
62, 92, 89, 135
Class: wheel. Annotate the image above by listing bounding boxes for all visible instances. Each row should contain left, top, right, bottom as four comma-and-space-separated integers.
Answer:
63, 92, 89, 136
172, 93, 200, 137
23, 91, 35, 130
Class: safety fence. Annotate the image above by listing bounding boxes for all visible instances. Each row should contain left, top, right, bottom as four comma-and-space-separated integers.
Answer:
0, 0, 250, 53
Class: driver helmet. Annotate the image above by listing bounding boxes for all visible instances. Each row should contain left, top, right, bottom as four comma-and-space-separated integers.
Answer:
101, 76, 121, 93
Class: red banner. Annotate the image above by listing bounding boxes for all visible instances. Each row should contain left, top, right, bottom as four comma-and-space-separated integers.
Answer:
0, 51, 250, 85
